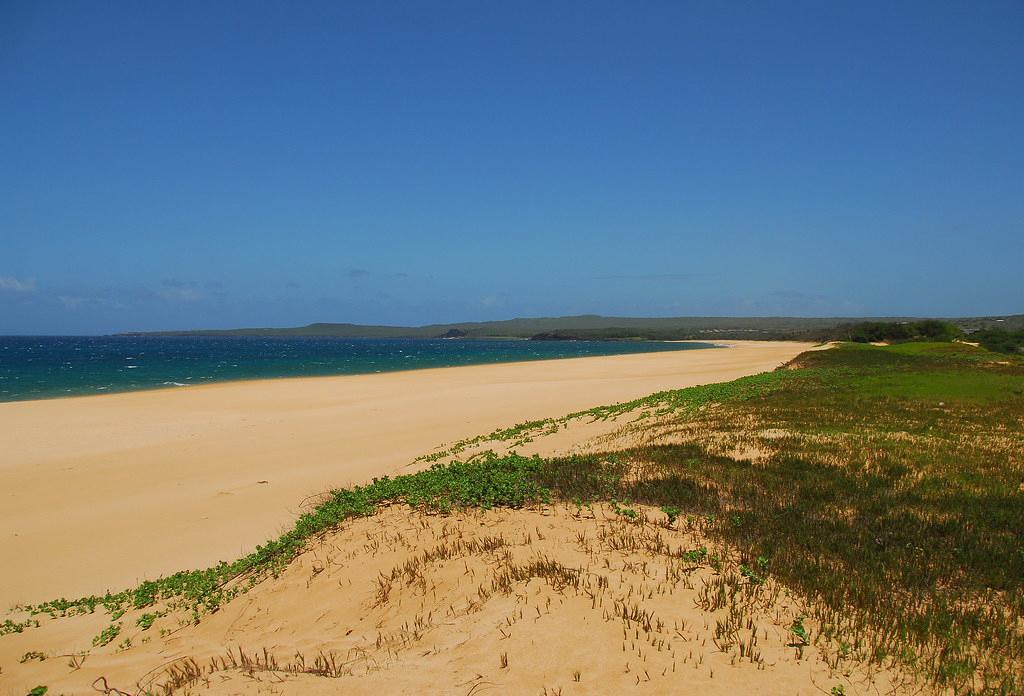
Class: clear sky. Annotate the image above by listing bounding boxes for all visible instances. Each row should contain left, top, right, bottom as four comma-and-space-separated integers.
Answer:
2, 1, 1022, 334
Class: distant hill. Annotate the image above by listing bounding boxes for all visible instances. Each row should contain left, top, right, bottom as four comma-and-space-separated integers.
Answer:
120, 313, 1024, 342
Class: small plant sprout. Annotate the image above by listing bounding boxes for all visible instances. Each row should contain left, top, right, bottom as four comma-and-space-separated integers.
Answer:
739, 564, 765, 584
790, 617, 809, 645
611, 499, 638, 520
92, 622, 121, 647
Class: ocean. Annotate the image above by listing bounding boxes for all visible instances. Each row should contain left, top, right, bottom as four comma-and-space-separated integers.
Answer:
0, 335, 718, 402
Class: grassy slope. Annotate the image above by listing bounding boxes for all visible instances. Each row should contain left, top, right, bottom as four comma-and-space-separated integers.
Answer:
583, 342, 1024, 693
7, 342, 1023, 693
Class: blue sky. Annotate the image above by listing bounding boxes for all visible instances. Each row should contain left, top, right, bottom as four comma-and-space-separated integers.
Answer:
2, 1, 1022, 334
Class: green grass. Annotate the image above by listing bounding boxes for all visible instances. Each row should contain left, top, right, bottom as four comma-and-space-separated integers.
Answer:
853, 370, 1024, 402
8, 341, 1023, 694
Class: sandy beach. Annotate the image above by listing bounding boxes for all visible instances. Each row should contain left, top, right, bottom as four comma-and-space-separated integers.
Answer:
0, 341, 810, 606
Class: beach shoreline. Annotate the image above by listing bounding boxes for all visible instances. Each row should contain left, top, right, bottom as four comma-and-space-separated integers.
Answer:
0, 340, 810, 605
0, 336, 720, 404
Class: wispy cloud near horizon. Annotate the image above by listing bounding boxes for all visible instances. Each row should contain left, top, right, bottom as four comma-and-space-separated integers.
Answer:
0, 275, 36, 293
595, 273, 701, 282
158, 279, 204, 302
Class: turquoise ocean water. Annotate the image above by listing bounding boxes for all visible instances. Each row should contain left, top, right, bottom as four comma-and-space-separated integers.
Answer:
0, 336, 718, 402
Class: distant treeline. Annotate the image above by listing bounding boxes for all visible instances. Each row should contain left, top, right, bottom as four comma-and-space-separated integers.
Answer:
123, 313, 1024, 348
816, 321, 1022, 355
528, 328, 803, 342
524, 320, 1023, 354
971, 329, 1024, 355
825, 320, 962, 344
530, 321, 972, 345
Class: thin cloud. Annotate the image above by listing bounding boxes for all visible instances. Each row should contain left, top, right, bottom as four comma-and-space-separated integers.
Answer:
159, 278, 203, 302
768, 290, 829, 304
55, 291, 130, 311
0, 275, 36, 293
159, 287, 203, 302
58, 295, 88, 309
595, 273, 700, 282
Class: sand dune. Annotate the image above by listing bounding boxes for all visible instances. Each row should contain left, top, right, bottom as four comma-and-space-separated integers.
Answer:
0, 504, 903, 696
0, 341, 809, 606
